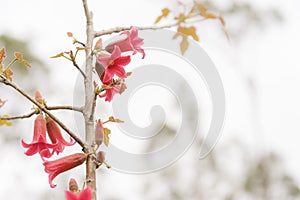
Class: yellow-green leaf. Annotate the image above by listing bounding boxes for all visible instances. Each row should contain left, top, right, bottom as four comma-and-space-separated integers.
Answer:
109, 116, 124, 123
103, 128, 111, 147
177, 26, 199, 41
76, 47, 88, 51
173, 32, 181, 40
195, 2, 208, 16
180, 36, 189, 55
50, 52, 65, 58
0, 48, 5, 64
155, 8, 170, 24
0, 116, 12, 126
174, 13, 186, 23
14, 52, 31, 68
3, 68, 13, 81
173, 32, 189, 55
119, 83, 127, 94
203, 13, 217, 19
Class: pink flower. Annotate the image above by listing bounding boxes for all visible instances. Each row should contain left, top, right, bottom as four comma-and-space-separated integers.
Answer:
99, 80, 121, 102
46, 116, 75, 155
65, 186, 92, 200
21, 114, 56, 159
43, 153, 86, 188
105, 26, 145, 58
97, 46, 131, 83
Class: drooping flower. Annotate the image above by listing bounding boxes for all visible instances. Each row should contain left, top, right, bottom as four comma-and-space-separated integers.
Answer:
46, 116, 75, 155
65, 186, 92, 200
21, 114, 56, 159
43, 153, 86, 188
105, 26, 145, 58
97, 46, 131, 83
99, 80, 121, 102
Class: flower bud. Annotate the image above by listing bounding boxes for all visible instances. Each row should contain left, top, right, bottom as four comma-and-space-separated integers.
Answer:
96, 151, 106, 163
94, 38, 102, 51
35, 90, 44, 105
95, 120, 104, 146
68, 178, 79, 192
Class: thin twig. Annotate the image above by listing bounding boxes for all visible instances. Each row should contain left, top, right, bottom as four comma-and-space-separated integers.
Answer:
0, 110, 38, 120
93, 17, 210, 38
94, 22, 179, 37
46, 105, 83, 113
71, 58, 87, 79
0, 75, 87, 152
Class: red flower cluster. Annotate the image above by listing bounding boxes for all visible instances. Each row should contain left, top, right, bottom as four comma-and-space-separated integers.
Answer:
21, 112, 85, 189
21, 114, 75, 159
96, 26, 145, 102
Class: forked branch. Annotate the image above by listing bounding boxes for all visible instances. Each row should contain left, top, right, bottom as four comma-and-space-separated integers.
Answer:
0, 75, 87, 152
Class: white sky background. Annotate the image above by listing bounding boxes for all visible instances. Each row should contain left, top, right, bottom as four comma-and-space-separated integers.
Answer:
1, 0, 300, 199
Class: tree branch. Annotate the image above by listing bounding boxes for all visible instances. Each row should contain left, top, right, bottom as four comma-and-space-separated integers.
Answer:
93, 16, 210, 38
71, 58, 87, 79
46, 105, 83, 113
0, 110, 38, 120
94, 22, 179, 37
82, 0, 97, 199
0, 75, 87, 152
90, 92, 97, 122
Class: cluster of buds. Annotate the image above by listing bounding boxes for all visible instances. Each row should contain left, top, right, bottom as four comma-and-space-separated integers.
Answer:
93, 119, 111, 168
95, 26, 145, 102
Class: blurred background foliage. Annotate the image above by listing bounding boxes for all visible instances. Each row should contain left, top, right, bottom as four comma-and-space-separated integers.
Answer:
202, 0, 283, 39
0, 35, 48, 143
0, 34, 46, 74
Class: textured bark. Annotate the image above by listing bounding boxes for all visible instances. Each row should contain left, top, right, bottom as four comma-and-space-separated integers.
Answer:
82, 0, 97, 199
